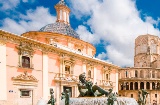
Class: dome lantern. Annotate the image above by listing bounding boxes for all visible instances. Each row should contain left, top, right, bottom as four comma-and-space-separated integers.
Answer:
55, 0, 70, 25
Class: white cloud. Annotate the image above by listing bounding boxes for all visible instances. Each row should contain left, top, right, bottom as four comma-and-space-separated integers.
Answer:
0, 7, 56, 35
0, 0, 20, 10
0, 0, 36, 10
71, 0, 160, 67
76, 25, 100, 44
96, 52, 108, 60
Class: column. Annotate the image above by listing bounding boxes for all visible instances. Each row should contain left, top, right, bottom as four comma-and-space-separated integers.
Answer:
138, 81, 140, 89
56, 83, 60, 105
150, 82, 152, 90
42, 52, 48, 100
128, 82, 130, 90
93, 66, 97, 84
115, 72, 119, 92
59, 55, 64, 77
0, 42, 7, 100
144, 81, 146, 89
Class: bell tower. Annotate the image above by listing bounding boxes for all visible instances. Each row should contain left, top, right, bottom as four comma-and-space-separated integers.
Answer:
134, 35, 159, 68
55, 0, 70, 25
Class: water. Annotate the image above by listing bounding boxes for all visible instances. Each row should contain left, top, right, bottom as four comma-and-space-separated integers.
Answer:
36, 98, 47, 105
60, 97, 138, 105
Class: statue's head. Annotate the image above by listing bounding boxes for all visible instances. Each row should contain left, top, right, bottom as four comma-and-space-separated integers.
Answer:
79, 72, 86, 83
65, 89, 70, 93
50, 88, 54, 94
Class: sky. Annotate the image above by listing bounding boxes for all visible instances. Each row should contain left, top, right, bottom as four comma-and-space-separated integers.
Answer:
0, 0, 160, 67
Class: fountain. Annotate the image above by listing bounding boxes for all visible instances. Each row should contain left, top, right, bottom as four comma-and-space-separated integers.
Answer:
60, 73, 139, 105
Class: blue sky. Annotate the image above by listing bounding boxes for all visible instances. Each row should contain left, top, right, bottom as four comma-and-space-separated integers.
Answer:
0, 0, 160, 67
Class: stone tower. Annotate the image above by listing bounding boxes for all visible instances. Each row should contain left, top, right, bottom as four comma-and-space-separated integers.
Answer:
119, 34, 160, 105
134, 35, 160, 68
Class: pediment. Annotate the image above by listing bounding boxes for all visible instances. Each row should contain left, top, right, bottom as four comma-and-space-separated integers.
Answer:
12, 71, 38, 82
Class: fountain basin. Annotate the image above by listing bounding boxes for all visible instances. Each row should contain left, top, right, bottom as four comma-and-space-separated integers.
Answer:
60, 97, 138, 105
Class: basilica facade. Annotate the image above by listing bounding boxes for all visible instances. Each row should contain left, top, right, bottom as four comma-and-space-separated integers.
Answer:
0, 0, 119, 105
119, 34, 160, 104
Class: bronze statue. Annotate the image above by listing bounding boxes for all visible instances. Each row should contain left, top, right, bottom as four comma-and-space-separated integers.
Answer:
138, 90, 143, 105
47, 88, 56, 105
77, 72, 112, 97
61, 89, 70, 105
107, 92, 117, 105
137, 89, 149, 105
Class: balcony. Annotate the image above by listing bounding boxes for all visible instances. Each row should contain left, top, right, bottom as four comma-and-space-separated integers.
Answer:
54, 73, 78, 83
98, 80, 113, 88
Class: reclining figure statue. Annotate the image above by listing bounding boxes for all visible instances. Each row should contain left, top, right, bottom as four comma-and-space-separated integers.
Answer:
77, 72, 112, 97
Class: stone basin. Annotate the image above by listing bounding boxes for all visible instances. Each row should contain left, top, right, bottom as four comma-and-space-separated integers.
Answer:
60, 97, 138, 105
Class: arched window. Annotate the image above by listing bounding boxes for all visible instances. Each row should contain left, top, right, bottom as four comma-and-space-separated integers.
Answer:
65, 65, 70, 74
135, 70, 138, 77
140, 82, 144, 89
126, 82, 129, 90
150, 40, 157, 54
146, 82, 150, 89
106, 74, 109, 80
121, 83, 124, 90
22, 56, 30, 68
88, 70, 91, 78
157, 83, 160, 90
135, 82, 138, 90
152, 82, 155, 90
126, 71, 128, 78
130, 82, 133, 90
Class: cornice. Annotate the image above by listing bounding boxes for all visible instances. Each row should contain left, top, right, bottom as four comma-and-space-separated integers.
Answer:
0, 30, 120, 69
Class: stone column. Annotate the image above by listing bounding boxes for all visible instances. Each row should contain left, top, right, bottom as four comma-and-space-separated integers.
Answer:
128, 82, 130, 90
42, 52, 49, 100
56, 83, 60, 105
144, 81, 146, 89
138, 81, 140, 90
150, 82, 152, 90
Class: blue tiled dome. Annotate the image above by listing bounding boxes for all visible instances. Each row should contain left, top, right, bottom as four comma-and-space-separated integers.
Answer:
39, 22, 80, 39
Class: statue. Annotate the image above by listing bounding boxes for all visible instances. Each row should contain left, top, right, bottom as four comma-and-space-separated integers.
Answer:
77, 72, 112, 97
138, 90, 143, 105
61, 89, 70, 105
47, 88, 56, 105
137, 89, 149, 105
107, 92, 117, 105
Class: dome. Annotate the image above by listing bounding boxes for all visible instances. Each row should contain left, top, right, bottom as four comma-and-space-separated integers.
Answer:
39, 22, 80, 39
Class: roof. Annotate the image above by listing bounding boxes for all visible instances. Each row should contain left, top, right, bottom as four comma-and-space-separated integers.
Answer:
39, 22, 80, 39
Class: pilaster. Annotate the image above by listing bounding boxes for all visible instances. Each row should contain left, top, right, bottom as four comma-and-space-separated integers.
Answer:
42, 52, 49, 100
93, 66, 97, 84
0, 41, 7, 100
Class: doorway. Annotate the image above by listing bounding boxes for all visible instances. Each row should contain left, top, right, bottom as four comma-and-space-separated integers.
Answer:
63, 86, 72, 97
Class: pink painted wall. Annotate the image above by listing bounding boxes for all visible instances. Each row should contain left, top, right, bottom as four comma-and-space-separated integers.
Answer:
6, 43, 19, 67
48, 53, 60, 73
33, 50, 43, 70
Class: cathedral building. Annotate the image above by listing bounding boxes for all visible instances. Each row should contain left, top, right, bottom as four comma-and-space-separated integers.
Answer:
119, 34, 160, 104
0, 0, 119, 105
